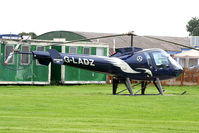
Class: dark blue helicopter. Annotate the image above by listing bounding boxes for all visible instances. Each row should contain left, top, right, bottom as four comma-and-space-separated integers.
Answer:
31, 46, 183, 95
5, 33, 190, 95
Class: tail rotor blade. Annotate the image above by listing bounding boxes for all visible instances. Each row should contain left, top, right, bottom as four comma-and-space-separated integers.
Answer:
4, 51, 14, 64
4, 40, 22, 64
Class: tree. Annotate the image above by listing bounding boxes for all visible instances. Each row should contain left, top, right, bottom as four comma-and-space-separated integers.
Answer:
186, 17, 199, 36
18, 32, 37, 39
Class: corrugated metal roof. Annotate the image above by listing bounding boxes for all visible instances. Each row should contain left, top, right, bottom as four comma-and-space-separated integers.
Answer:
74, 31, 190, 51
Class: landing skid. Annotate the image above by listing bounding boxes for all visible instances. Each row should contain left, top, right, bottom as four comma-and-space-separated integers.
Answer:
112, 77, 164, 95
140, 79, 164, 95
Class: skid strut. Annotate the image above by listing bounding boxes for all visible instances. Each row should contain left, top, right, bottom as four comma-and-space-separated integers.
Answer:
153, 78, 164, 95
124, 78, 134, 95
112, 77, 119, 95
141, 81, 148, 95
112, 77, 134, 95
112, 77, 164, 95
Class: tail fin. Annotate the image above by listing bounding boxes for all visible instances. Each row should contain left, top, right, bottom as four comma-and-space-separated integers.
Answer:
48, 49, 64, 65
32, 51, 51, 66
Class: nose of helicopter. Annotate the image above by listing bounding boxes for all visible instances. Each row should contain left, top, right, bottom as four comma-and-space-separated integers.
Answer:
171, 60, 183, 77
168, 56, 183, 77
174, 67, 183, 77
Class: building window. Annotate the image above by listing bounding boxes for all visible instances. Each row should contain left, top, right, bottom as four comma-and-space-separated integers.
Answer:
83, 47, 90, 55
37, 46, 44, 51
21, 46, 30, 65
96, 47, 104, 56
69, 46, 77, 54
5, 45, 14, 64
36, 46, 45, 65
179, 58, 185, 67
189, 58, 198, 67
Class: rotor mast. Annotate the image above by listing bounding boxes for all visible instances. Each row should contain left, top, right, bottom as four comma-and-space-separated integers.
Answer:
128, 31, 135, 55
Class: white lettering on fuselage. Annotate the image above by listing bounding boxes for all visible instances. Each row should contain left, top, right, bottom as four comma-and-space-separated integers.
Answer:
53, 59, 63, 63
64, 56, 95, 66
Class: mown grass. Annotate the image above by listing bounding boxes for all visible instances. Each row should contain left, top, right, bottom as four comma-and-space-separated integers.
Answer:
0, 84, 199, 133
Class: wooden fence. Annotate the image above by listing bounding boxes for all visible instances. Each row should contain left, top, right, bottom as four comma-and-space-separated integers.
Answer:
161, 68, 199, 85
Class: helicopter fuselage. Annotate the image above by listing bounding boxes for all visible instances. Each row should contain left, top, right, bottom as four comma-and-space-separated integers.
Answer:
33, 48, 183, 81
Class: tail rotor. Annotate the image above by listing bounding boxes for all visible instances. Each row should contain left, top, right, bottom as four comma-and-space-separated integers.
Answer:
4, 36, 29, 64
4, 42, 21, 64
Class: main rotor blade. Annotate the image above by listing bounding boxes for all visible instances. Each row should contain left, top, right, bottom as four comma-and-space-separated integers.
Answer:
43, 32, 135, 47
69, 33, 132, 43
1, 33, 135, 47
3, 32, 196, 52
144, 36, 199, 51
1, 32, 134, 63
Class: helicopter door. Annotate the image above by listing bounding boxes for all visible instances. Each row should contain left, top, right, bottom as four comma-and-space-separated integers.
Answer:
149, 51, 172, 80
144, 52, 153, 70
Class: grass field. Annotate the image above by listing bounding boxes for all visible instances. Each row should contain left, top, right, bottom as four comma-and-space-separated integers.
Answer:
0, 84, 199, 133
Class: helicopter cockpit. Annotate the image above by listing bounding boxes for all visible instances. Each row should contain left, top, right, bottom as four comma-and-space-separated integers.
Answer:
151, 50, 182, 69
150, 49, 183, 79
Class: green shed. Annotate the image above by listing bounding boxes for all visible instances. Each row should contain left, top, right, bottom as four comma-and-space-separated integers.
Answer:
0, 40, 51, 84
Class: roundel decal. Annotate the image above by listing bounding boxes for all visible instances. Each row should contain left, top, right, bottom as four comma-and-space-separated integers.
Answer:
136, 56, 143, 62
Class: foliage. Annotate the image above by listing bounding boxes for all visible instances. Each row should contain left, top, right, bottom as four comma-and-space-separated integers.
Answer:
0, 85, 199, 133
186, 17, 199, 36
18, 32, 37, 39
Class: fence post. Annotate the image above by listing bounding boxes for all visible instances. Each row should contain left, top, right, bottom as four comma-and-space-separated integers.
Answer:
180, 69, 185, 86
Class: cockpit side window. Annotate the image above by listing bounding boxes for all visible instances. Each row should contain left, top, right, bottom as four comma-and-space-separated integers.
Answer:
152, 51, 169, 68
